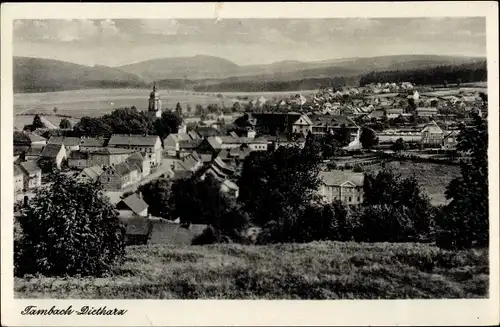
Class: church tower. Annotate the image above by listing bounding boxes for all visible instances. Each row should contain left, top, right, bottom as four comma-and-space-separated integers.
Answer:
148, 84, 162, 119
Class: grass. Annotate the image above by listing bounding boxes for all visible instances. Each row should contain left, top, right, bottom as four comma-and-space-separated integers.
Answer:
364, 161, 461, 205
14, 241, 488, 299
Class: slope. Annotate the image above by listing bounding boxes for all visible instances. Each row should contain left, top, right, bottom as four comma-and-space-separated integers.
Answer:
14, 57, 147, 93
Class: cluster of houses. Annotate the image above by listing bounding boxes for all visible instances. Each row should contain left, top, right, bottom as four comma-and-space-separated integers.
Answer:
13, 133, 163, 194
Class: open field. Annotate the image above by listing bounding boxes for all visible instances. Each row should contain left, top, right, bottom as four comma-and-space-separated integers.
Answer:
14, 115, 79, 131
14, 89, 234, 118
363, 161, 461, 205
13, 88, 317, 119
14, 241, 488, 299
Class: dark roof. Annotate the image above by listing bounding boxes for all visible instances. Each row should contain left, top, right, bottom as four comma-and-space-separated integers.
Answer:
179, 139, 203, 150
48, 136, 82, 146
219, 136, 267, 144
40, 143, 63, 158
80, 137, 106, 147
68, 151, 89, 160
20, 160, 41, 174
309, 114, 358, 128
91, 147, 137, 156
108, 134, 160, 147
25, 146, 44, 157
118, 194, 149, 215
125, 152, 145, 166
195, 126, 219, 137
172, 170, 194, 180
112, 162, 137, 176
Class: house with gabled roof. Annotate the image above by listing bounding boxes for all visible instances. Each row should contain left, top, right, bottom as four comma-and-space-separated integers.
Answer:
47, 136, 82, 153
40, 143, 67, 169
117, 193, 149, 217
164, 133, 191, 157
292, 114, 313, 136
318, 171, 364, 205
442, 130, 460, 151
178, 139, 203, 158
196, 136, 223, 157
125, 152, 150, 178
19, 161, 42, 191
77, 165, 104, 183
99, 162, 140, 191
309, 114, 358, 135
421, 120, 444, 146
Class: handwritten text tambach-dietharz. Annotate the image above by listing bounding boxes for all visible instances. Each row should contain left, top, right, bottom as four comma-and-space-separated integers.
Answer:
21, 305, 128, 315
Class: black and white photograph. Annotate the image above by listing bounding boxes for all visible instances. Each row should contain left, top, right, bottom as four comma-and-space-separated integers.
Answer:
1, 2, 499, 326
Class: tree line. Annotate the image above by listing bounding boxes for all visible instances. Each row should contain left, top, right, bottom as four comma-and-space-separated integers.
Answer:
359, 61, 487, 86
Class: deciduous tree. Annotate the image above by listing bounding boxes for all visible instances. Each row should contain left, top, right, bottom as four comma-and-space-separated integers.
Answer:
15, 174, 125, 277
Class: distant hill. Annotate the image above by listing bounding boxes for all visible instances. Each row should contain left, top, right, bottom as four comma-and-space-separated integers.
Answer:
14, 57, 147, 93
14, 54, 486, 93
117, 55, 241, 81
118, 54, 485, 82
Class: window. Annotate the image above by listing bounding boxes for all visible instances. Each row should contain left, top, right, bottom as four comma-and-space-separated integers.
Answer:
107, 177, 111, 182
348, 197, 352, 202
358, 197, 361, 202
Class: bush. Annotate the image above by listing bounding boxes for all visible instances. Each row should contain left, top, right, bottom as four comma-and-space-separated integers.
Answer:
15, 174, 125, 277
357, 205, 417, 242
352, 164, 364, 173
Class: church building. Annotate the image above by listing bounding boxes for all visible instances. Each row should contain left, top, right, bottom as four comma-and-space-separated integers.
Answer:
147, 84, 162, 119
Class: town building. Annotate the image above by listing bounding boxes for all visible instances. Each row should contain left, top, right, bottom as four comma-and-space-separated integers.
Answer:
292, 114, 313, 136
117, 193, 149, 218
309, 115, 358, 135
99, 162, 141, 191
107, 134, 162, 168
317, 171, 364, 205
68, 151, 89, 170
76, 165, 104, 183
125, 152, 151, 178
25, 146, 44, 161
218, 136, 268, 151
47, 136, 82, 153
415, 107, 439, 117
79, 137, 107, 153
164, 133, 197, 157
24, 132, 47, 147
89, 148, 137, 167
14, 165, 24, 194
40, 143, 67, 169
421, 121, 444, 146
442, 130, 460, 151
19, 161, 42, 191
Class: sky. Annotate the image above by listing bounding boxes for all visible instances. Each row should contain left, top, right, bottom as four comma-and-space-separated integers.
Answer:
13, 18, 486, 67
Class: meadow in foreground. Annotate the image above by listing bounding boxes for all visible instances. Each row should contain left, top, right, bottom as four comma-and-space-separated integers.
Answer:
15, 241, 488, 299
